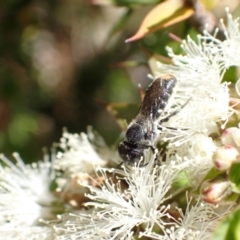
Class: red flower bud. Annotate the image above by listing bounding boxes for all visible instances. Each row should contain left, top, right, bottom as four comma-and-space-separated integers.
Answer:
212, 145, 240, 170
201, 180, 231, 204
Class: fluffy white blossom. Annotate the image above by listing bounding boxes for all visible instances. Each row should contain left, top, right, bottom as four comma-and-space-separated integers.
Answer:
53, 155, 233, 240
0, 153, 55, 239
169, 134, 217, 186
54, 129, 107, 175
156, 10, 237, 145
0, 226, 53, 240
54, 156, 183, 239
201, 10, 240, 69
141, 196, 232, 240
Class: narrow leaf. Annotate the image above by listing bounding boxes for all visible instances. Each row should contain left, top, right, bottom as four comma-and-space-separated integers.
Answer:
229, 162, 240, 193
126, 0, 194, 42
213, 208, 240, 240
203, 167, 224, 182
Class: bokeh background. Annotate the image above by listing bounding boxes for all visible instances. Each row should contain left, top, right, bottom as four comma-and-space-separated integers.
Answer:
1, 0, 239, 162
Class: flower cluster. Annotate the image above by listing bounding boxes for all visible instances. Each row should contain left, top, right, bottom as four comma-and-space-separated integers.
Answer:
0, 153, 54, 240
1, 8, 240, 240
199, 126, 240, 204
0, 129, 110, 239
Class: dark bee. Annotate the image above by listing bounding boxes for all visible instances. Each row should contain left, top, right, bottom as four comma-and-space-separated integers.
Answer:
118, 74, 177, 166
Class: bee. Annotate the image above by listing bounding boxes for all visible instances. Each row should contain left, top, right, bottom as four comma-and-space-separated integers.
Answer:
118, 74, 178, 166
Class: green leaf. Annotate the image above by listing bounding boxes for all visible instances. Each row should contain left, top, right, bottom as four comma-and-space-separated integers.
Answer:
203, 167, 224, 182
229, 162, 240, 193
224, 192, 239, 202
173, 170, 188, 187
194, 168, 224, 194
8, 112, 38, 147
213, 208, 240, 240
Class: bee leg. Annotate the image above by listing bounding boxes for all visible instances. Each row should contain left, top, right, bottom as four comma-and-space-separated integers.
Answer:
158, 125, 189, 133
158, 125, 185, 131
148, 145, 162, 166
159, 98, 191, 124
149, 145, 156, 153
159, 110, 179, 124
139, 162, 148, 167
154, 148, 166, 166
112, 162, 124, 179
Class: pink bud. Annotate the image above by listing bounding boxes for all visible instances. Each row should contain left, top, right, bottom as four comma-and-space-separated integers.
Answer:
221, 127, 238, 145
212, 145, 240, 170
201, 180, 231, 204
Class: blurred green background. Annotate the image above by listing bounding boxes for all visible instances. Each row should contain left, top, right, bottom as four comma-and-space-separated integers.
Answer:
0, 0, 239, 162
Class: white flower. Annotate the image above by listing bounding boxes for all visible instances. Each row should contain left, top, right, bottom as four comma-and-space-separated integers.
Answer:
52, 129, 111, 206
200, 8, 240, 69
175, 197, 219, 239
142, 196, 233, 240
155, 10, 238, 146
171, 134, 217, 186
54, 129, 107, 175
0, 153, 56, 239
0, 226, 53, 240
54, 155, 184, 239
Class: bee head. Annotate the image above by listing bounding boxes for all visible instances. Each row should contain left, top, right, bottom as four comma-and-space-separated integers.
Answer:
118, 140, 146, 165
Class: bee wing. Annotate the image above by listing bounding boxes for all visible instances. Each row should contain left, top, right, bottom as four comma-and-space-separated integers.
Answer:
143, 111, 157, 142
147, 112, 154, 132
139, 74, 177, 120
